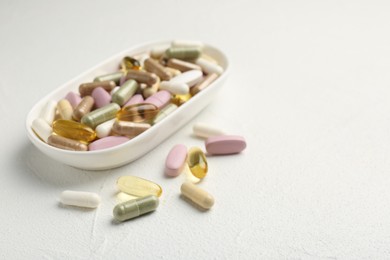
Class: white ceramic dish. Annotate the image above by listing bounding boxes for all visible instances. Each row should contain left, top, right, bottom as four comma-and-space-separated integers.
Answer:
26, 40, 229, 170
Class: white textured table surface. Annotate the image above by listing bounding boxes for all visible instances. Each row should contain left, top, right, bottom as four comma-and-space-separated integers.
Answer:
2, 0, 390, 258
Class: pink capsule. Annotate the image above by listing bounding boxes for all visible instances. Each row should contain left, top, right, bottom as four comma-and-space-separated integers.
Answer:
144, 90, 171, 108
92, 87, 112, 108
89, 136, 130, 151
165, 144, 187, 177
124, 94, 144, 107
205, 135, 246, 155
65, 91, 82, 108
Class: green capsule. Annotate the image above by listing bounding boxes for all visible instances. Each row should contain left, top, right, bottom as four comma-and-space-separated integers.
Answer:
81, 103, 120, 129
112, 79, 138, 106
94, 71, 125, 85
113, 195, 159, 221
165, 47, 201, 60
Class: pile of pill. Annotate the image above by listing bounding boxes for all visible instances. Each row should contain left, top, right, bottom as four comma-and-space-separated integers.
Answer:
59, 122, 246, 221
32, 40, 224, 151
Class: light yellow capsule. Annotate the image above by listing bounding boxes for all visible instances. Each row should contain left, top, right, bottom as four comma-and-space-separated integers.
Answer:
57, 99, 73, 120
181, 182, 214, 210
117, 176, 162, 197
187, 147, 208, 179
52, 119, 96, 142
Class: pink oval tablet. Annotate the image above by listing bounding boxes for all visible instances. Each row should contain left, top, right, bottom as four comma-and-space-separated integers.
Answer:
144, 90, 171, 108
165, 144, 187, 177
89, 136, 130, 151
205, 135, 246, 155
124, 94, 144, 107
92, 87, 112, 108
65, 91, 82, 108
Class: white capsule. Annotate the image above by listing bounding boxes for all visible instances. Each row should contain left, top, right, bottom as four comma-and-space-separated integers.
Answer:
60, 190, 101, 208
172, 40, 204, 49
150, 45, 169, 59
159, 81, 189, 95
170, 70, 203, 87
32, 118, 52, 143
40, 100, 57, 125
193, 122, 226, 138
196, 58, 224, 75
95, 118, 116, 138
110, 86, 120, 95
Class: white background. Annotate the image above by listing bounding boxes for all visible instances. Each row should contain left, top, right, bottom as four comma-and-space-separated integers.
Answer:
1, 0, 390, 258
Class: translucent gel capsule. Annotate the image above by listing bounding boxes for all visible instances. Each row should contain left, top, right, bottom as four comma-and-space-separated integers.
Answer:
81, 103, 121, 129
165, 47, 201, 60
117, 103, 159, 123
144, 58, 172, 81
121, 56, 141, 71
187, 147, 208, 179
112, 121, 151, 137
94, 72, 124, 85
171, 93, 192, 106
52, 119, 96, 142
113, 195, 159, 222
117, 176, 162, 197
48, 134, 88, 151
152, 103, 178, 124
79, 81, 116, 97
112, 79, 138, 106
181, 182, 214, 210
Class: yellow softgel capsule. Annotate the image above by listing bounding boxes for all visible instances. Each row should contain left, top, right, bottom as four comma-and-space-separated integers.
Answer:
187, 147, 208, 179
117, 176, 162, 197
52, 119, 96, 142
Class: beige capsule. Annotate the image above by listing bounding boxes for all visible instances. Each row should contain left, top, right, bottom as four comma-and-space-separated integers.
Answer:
167, 58, 202, 72
181, 182, 214, 210
164, 67, 181, 77
48, 134, 88, 151
79, 81, 116, 97
112, 121, 151, 137
72, 96, 94, 121
144, 58, 172, 81
190, 73, 218, 96
143, 77, 160, 98
122, 70, 158, 86
57, 99, 73, 120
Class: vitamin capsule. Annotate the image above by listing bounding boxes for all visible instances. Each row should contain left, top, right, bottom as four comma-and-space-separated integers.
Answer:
40, 100, 57, 125
144, 90, 171, 109
165, 47, 201, 60
32, 118, 52, 143
120, 70, 158, 86
48, 134, 88, 151
167, 58, 202, 72
89, 136, 130, 151
171, 93, 192, 106
190, 73, 218, 96
193, 122, 226, 138
110, 86, 120, 95
164, 67, 182, 77
196, 58, 224, 75
92, 86, 112, 108
60, 190, 101, 208
72, 96, 94, 121
113, 195, 159, 222
117, 176, 162, 197
181, 182, 214, 210
57, 99, 73, 120
144, 58, 172, 81
142, 79, 160, 98
124, 94, 144, 107
152, 103, 178, 124
112, 121, 151, 137
170, 69, 203, 87
94, 71, 124, 85
95, 118, 115, 138
65, 91, 82, 109
79, 81, 116, 97
150, 45, 169, 59
165, 144, 187, 177
52, 119, 96, 142
121, 56, 141, 71
187, 147, 208, 179
205, 135, 247, 155
117, 103, 159, 123
81, 103, 120, 129
112, 79, 138, 106
159, 81, 189, 95
172, 40, 204, 49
